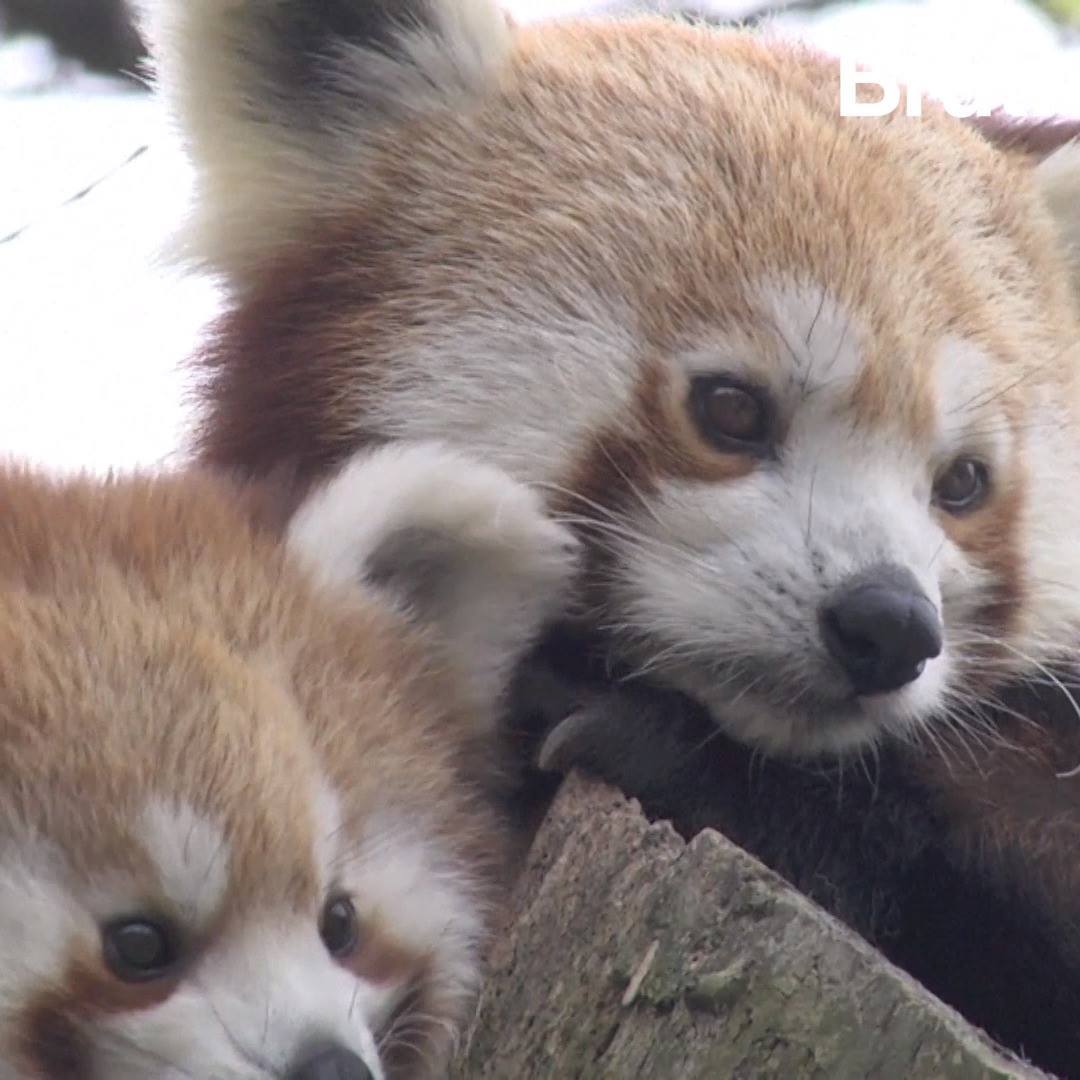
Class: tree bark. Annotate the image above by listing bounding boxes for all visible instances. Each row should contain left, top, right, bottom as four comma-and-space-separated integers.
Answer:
454, 773, 1045, 1079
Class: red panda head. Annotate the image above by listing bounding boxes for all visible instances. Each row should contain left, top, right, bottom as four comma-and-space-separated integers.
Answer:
0, 446, 576, 1078
143, 0, 1080, 754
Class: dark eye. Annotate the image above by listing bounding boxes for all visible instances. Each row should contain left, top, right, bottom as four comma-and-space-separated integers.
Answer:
933, 457, 990, 514
689, 375, 773, 453
102, 918, 179, 982
320, 895, 360, 958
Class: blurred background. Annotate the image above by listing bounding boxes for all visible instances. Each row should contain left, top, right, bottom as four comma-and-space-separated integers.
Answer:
2, 0, 1079, 473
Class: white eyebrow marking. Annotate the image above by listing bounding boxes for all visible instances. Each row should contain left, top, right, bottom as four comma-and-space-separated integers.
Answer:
755, 280, 863, 393
675, 279, 864, 401
933, 335, 1015, 459
138, 800, 230, 925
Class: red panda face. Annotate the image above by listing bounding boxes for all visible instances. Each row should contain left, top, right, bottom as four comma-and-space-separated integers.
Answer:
0, 452, 576, 1077
0, 751, 467, 1080
568, 293, 1055, 752
143, 2, 1080, 754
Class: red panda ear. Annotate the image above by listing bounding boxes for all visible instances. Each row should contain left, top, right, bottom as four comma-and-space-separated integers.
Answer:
971, 113, 1080, 303
285, 443, 579, 721
136, 0, 512, 280
1036, 140, 1080, 304
970, 113, 1080, 158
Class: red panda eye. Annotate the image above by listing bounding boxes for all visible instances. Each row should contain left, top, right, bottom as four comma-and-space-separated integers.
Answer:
102, 918, 179, 982
933, 457, 991, 514
320, 895, 360, 958
689, 375, 773, 452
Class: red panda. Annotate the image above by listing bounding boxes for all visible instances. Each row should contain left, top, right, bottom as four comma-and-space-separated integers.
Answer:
139, 0, 1080, 1072
142, 0, 1080, 757
0, 444, 576, 1079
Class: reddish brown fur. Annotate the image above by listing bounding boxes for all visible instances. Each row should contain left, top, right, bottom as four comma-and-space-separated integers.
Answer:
17, 950, 184, 1075
945, 454, 1028, 639
194, 31, 1076, 481
0, 467, 503, 890
918, 695, 1080, 970
346, 923, 429, 986
192, 32, 1078, 652
18, 1000, 87, 1080
197, 223, 395, 480
0, 465, 506, 1078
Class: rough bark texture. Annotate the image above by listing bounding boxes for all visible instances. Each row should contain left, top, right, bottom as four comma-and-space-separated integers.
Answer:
453, 773, 1044, 1080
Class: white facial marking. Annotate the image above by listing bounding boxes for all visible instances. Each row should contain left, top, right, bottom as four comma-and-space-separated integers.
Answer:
935, 333, 1080, 674
0, 791, 480, 1078
756, 279, 865, 393
137, 800, 230, 927
933, 336, 1015, 464
612, 280, 968, 753
72, 784, 434, 1079
368, 294, 641, 484
0, 830, 83, 1003
319, 809, 486, 1025
102, 921, 387, 1080
95, 797, 485, 1079
679, 279, 863, 413
346, 815, 485, 966
1036, 139, 1080, 301
311, 778, 344, 898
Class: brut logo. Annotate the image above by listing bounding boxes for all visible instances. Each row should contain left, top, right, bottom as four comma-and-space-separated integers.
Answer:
839, 54, 993, 119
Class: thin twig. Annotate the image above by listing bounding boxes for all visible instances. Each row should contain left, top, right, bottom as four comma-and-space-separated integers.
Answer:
0, 142, 149, 246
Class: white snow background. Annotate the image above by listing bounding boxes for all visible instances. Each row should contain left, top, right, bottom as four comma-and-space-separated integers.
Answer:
2, 0, 1078, 474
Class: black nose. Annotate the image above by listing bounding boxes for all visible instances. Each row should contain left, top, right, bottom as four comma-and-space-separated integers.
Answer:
288, 1046, 374, 1080
820, 565, 943, 696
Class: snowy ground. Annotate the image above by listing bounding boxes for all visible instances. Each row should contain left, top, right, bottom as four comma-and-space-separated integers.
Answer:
2, 0, 1078, 473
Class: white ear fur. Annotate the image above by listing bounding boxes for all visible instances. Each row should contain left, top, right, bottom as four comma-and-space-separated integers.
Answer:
137, 0, 511, 279
287, 442, 578, 718
1036, 141, 1080, 303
